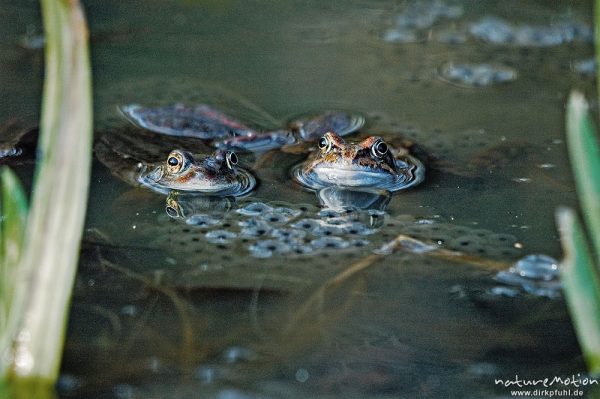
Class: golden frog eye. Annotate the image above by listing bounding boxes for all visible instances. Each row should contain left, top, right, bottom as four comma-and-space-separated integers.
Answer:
318, 135, 332, 153
166, 150, 186, 174
225, 151, 238, 169
371, 139, 388, 158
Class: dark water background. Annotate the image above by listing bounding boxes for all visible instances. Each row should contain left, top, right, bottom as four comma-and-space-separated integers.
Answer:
0, 0, 597, 397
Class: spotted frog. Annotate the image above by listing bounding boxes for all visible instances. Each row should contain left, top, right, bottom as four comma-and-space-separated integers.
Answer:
292, 132, 425, 192
95, 129, 255, 196
139, 149, 255, 195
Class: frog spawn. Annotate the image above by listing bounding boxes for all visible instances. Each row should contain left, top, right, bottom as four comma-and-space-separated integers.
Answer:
162, 199, 524, 259
493, 254, 561, 298
101, 198, 524, 291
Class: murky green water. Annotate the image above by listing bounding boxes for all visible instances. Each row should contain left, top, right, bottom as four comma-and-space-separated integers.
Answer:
1, 0, 598, 397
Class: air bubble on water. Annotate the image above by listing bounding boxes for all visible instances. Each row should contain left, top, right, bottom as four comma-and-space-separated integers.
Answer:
512, 177, 532, 183
205, 230, 237, 244
295, 368, 310, 383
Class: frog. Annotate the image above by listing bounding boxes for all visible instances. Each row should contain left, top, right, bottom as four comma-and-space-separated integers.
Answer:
139, 149, 255, 195
95, 129, 255, 196
291, 131, 425, 192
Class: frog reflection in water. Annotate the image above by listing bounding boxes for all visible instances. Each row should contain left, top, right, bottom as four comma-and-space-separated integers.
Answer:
139, 149, 255, 196
292, 131, 425, 193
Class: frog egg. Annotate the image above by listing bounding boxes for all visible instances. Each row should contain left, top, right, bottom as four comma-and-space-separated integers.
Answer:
448, 235, 486, 252
311, 236, 350, 250
349, 239, 370, 248
259, 208, 301, 225
239, 219, 272, 238
248, 240, 291, 258
186, 214, 222, 227
438, 62, 517, 87
289, 244, 314, 255
494, 254, 561, 298
236, 202, 273, 217
273, 207, 303, 218
205, 230, 237, 245
291, 218, 322, 231
486, 233, 518, 246
318, 208, 344, 219
271, 228, 307, 241
312, 224, 345, 237
343, 222, 376, 236
512, 254, 560, 280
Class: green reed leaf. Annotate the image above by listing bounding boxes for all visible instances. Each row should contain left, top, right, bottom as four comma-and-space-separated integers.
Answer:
557, 208, 600, 374
566, 92, 600, 261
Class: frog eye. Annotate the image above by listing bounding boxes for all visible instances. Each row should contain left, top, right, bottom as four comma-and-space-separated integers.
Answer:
166, 150, 187, 174
371, 139, 388, 158
318, 135, 332, 153
166, 205, 179, 218
225, 151, 238, 169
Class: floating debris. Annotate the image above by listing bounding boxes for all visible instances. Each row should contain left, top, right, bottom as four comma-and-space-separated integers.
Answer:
494, 254, 561, 298
438, 62, 518, 87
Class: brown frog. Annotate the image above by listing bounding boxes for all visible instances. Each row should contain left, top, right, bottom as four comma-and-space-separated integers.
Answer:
291, 131, 425, 192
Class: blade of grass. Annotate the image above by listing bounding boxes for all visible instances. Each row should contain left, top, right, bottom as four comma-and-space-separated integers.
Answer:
565, 92, 600, 260
557, 208, 600, 374
0, 168, 28, 378
6, 0, 92, 381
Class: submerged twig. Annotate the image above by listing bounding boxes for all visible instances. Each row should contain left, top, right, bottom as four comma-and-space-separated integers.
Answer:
97, 254, 197, 371
286, 234, 511, 333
